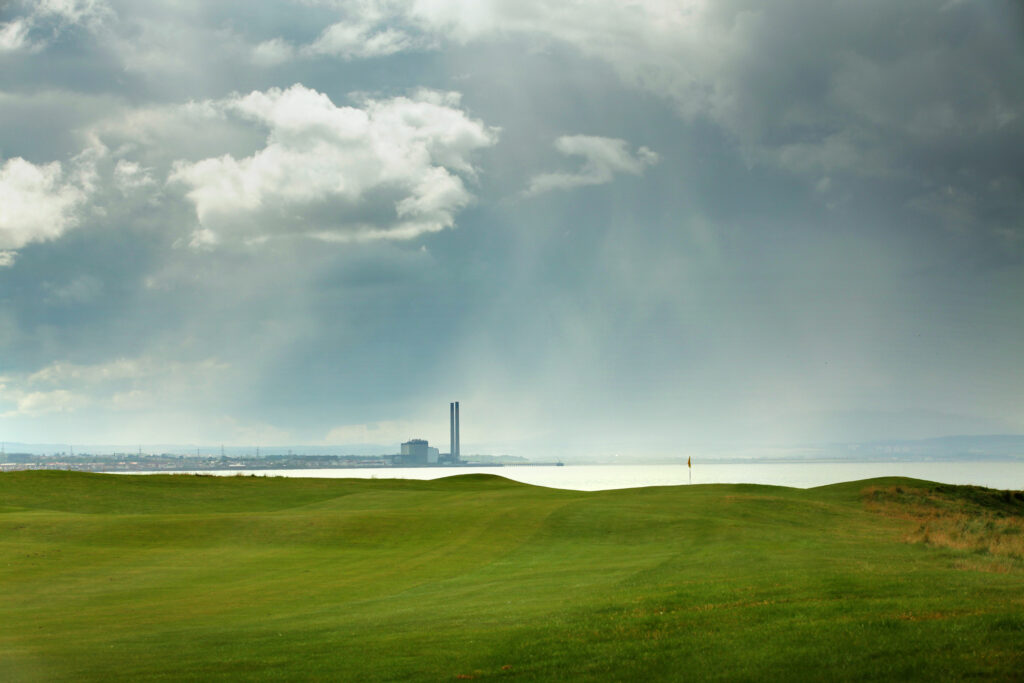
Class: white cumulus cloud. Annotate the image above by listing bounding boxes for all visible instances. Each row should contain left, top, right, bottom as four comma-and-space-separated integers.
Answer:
526, 135, 658, 196
169, 84, 498, 244
0, 156, 91, 250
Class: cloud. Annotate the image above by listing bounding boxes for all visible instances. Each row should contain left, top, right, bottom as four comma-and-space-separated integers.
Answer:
0, 155, 93, 250
0, 0, 110, 52
525, 135, 658, 196
0, 353, 302, 443
112, 159, 156, 194
251, 37, 296, 66
399, 0, 1024, 235
1, 389, 87, 418
307, 20, 417, 59
33, 0, 109, 24
5, 0, 1018, 246
1, 0, 1022, 450
245, 1, 426, 64
0, 356, 233, 419
0, 19, 31, 52
26, 357, 228, 388
168, 84, 498, 244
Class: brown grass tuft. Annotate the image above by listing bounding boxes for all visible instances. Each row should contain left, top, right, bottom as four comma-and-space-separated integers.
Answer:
863, 484, 1024, 565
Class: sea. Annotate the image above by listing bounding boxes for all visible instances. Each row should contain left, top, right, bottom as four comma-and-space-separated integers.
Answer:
118, 461, 1024, 491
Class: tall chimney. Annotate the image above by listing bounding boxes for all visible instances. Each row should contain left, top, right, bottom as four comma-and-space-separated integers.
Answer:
455, 401, 460, 462
450, 402, 455, 462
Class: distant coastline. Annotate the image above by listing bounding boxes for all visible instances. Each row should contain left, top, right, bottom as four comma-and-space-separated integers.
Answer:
0, 453, 549, 473
2, 434, 1022, 473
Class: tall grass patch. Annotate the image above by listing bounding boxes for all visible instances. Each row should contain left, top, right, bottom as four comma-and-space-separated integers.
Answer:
864, 483, 1024, 564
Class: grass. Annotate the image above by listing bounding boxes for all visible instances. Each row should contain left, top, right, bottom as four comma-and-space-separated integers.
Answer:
1, 471, 1022, 680
864, 482, 1024, 568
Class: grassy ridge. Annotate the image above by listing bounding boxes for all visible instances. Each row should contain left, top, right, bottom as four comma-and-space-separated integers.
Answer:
1, 471, 1022, 681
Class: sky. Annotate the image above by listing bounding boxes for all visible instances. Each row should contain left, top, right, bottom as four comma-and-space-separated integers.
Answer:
1, 0, 1023, 458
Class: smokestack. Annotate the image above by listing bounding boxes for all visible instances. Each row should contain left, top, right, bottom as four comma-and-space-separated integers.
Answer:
455, 401, 460, 462
450, 402, 455, 462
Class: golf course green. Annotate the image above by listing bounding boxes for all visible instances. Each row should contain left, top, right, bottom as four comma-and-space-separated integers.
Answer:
1, 470, 1022, 680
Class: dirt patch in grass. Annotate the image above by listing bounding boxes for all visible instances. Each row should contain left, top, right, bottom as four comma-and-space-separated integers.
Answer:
863, 484, 1024, 564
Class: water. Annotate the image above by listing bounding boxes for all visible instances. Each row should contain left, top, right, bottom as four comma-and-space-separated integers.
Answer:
121, 461, 1024, 491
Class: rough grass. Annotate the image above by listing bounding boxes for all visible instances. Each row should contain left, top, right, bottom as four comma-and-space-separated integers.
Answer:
864, 483, 1024, 565
1, 471, 1023, 681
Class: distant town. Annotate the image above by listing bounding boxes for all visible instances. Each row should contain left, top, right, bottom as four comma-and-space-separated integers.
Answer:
0, 400, 556, 472
0, 451, 532, 473
2, 432, 1022, 473
2, 403, 544, 473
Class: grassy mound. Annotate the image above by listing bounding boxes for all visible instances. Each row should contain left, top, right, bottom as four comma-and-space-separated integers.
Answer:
1, 471, 1022, 680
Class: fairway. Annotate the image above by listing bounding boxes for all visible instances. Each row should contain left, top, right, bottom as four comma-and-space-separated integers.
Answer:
1, 471, 1022, 681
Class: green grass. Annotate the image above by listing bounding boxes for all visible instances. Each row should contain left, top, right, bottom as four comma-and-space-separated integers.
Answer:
1, 471, 1022, 681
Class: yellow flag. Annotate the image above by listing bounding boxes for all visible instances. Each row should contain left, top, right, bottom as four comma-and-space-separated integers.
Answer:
687, 456, 691, 468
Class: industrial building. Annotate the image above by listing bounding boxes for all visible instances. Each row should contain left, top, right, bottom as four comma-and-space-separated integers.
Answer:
396, 401, 461, 466
399, 439, 439, 465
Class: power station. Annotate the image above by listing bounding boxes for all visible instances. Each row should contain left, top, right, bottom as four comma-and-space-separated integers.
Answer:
399, 439, 439, 464
450, 400, 460, 463
396, 401, 460, 466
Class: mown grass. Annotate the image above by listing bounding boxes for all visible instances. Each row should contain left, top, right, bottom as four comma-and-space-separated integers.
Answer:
1, 471, 1022, 681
